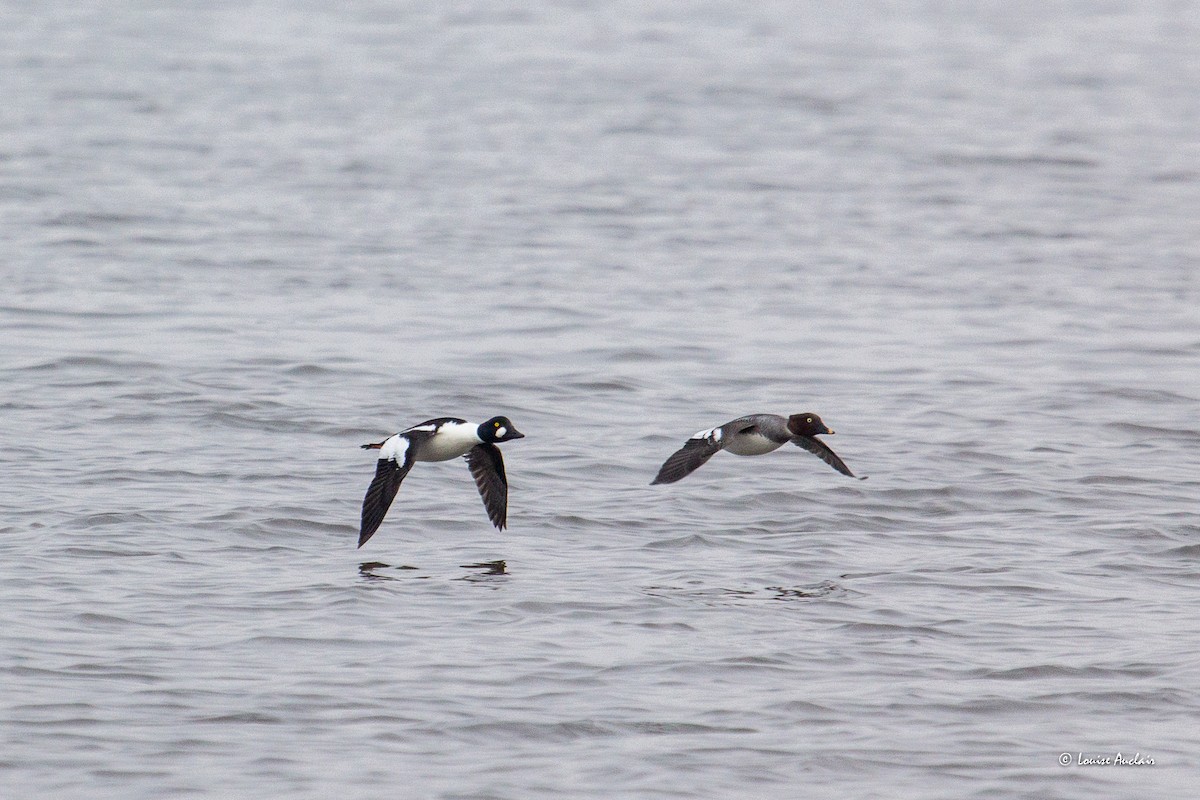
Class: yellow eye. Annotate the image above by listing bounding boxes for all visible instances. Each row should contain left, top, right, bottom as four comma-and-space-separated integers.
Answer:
806, 417, 812, 423
494, 421, 501, 427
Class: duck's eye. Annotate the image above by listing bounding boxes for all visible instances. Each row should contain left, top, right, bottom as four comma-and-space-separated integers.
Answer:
494, 421, 501, 427
806, 417, 812, 423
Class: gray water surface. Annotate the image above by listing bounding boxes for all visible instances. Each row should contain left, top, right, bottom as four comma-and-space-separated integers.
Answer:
2, 2, 1199, 798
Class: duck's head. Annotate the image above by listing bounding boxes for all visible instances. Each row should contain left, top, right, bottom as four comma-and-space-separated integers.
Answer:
787, 413, 833, 437
480, 416, 525, 443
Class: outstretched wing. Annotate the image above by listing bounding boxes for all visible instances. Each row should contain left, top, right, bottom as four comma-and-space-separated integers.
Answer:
358, 437, 418, 547
466, 443, 509, 530
651, 429, 725, 485
792, 436, 863, 479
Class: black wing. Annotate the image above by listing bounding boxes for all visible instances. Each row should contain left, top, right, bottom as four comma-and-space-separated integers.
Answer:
466, 443, 509, 530
405, 416, 466, 431
792, 436, 863, 479
358, 451, 416, 547
651, 433, 725, 485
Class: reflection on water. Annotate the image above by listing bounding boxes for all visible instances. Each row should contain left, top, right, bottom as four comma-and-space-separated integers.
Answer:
767, 582, 842, 601
457, 560, 508, 583
357, 560, 507, 582
459, 560, 507, 575
357, 561, 422, 581
643, 580, 845, 603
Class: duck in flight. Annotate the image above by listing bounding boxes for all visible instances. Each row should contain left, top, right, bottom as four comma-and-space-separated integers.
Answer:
651, 413, 863, 485
358, 416, 524, 547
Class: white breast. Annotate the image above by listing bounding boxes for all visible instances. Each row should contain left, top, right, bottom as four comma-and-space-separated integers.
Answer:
724, 431, 784, 456
416, 421, 481, 462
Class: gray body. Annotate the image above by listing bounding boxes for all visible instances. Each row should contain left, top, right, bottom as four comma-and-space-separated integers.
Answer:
710, 414, 796, 456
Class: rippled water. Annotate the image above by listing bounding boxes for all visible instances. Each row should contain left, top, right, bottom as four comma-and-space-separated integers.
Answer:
3, 2, 1199, 798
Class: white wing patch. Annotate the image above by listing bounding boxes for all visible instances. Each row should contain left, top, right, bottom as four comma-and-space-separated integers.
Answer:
692, 427, 721, 442
406, 423, 439, 433
379, 435, 409, 463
